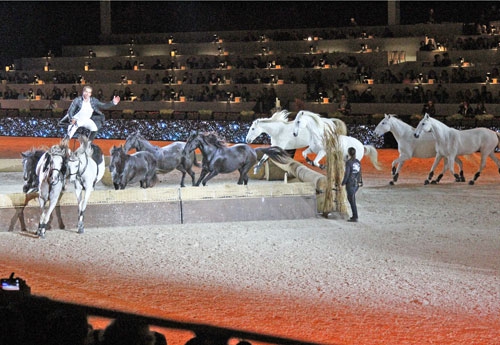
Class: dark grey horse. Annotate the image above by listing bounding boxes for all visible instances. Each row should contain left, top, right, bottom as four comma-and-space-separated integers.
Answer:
21, 148, 47, 194
109, 145, 158, 190
182, 132, 289, 186
124, 131, 200, 187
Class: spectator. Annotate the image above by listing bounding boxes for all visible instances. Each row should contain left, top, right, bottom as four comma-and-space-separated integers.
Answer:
474, 101, 487, 115
458, 100, 474, 117
45, 307, 90, 345
421, 99, 436, 116
433, 54, 442, 67
95, 88, 105, 101
17, 88, 27, 100
151, 59, 165, 70
100, 315, 166, 345
441, 53, 452, 67
359, 87, 375, 103
428, 8, 436, 24
337, 94, 352, 115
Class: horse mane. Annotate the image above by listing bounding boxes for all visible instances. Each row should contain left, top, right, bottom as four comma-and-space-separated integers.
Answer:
269, 109, 291, 122
299, 110, 324, 129
49, 143, 68, 157
74, 135, 93, 157
203, 132, 227, 148
298, 111, 326, 143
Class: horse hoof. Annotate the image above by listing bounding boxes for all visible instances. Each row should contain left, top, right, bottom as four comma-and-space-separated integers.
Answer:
461, 177, 466, 182
389, 181, 394, 186
319, 165, 326, 170
424, 180, 430, 185
468, 180, 475, 185
430, 180, 437, 185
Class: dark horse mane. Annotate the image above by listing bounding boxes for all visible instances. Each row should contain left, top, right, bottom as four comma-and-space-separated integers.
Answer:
202, 132, 227, 149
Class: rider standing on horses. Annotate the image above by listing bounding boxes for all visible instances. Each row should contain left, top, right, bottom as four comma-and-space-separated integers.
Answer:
62, 85, 120, 141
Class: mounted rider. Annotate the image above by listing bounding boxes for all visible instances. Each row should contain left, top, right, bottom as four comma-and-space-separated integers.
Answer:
60, 85, 120, 142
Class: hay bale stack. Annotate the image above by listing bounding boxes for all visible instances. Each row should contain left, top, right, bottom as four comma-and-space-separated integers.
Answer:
322, 126, 348, 217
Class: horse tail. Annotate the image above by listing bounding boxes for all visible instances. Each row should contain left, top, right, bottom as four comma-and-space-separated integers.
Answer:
330, 118, 347, 136
256, 146, 293, 164
496, 131, 500, 150
364, 145, 383, 170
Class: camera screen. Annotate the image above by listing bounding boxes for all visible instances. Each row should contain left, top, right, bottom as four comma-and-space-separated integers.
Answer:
1, 279, 20, 291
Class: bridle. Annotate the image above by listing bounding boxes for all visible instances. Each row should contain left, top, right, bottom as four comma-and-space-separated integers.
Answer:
68, 152, 89, 187
47, 154, 66, 187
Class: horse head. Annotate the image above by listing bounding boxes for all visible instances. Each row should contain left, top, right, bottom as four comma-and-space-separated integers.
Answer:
124, 130, 143, 152
109, 145, 125, 171
205, 132, 226, 148
45, 147, 67, 185
183, 131, 201, 154
22, 149, 45, 193
414, 113, 432, 138
246, 119, 262, 143
292, 111, 305, 137
374, 114, 394, 136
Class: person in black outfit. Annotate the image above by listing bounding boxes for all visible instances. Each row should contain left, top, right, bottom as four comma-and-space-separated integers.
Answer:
458, 100, 474, 117
421, 99, 436, 116
341, 147, 363, 222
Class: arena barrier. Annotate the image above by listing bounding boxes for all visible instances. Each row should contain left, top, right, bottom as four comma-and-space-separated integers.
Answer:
0, 182, 318, 232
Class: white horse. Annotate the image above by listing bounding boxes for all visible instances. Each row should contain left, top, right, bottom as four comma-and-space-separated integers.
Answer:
292, 110, 382, 170
67, 135, 105, 234
246, 109, 347, 149
374, 114, 464, 185
35, 141, 69, 239
414, 113, 500, 185
246, 110, 347, 171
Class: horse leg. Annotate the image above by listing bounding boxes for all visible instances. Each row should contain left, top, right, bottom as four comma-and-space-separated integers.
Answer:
38, 198, 58, 239
445, 155, 462, 183
201, 170, 218, 186
455, 157, 465, 182
425, 155, 443, 185
431, 157, 448, 184
254, 154, 269, 175
186, 167, 196, 186
390, 157, 406, 185
74, 187, 85, 234
302, 148, 314, 166
37, 201, 49, 239
487, 149, 500, 174
314, 150, 327, 169
195, 169, 208, 186
469, 152, 495, 185
174, 164, 189, 187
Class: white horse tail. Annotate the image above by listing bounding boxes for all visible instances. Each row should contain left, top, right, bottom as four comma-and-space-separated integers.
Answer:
364, 145, 382, 170
330, 118, 347, 136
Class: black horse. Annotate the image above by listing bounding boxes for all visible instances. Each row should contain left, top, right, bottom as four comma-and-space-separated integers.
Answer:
21, 148, 47, 194
124, 131, 200, 187
182, 131, 290, 186
109, 145, 158, 190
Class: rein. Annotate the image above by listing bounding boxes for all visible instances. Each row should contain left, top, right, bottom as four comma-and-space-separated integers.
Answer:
46, 155, 66, 187
70, 152, 90, 188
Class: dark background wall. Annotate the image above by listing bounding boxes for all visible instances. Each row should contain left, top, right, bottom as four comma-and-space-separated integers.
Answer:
0, 1, 497, 66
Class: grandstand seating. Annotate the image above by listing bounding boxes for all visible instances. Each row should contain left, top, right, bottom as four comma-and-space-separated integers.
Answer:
2, 22, 500, 120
